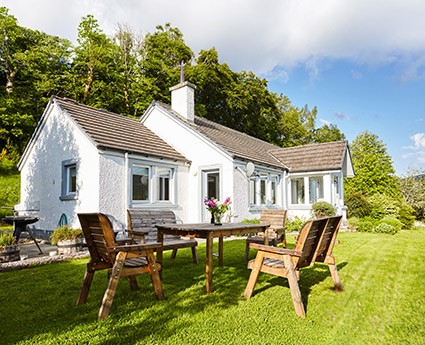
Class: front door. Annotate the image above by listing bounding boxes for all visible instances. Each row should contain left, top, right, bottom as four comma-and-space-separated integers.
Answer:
202, 169, 220, 222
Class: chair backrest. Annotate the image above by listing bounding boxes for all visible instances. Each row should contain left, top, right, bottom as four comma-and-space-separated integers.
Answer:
294, 216, 342, 269
260, 210, 287, 231
127, 209, 177, 242
78, 213, 117, 264
314, 216, 342, 264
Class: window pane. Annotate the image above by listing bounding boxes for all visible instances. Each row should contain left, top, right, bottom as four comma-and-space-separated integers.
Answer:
250, 179, 256, 205
309, 176, 323, 203
291, 178, 304, 204
260, 179, 266, 204
158, 170, 171, 201
69, 166, 77, 193
271, 179, 276, 204
133, 167, 149, 201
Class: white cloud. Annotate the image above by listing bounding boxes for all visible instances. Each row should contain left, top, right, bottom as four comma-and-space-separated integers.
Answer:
410, 133, 425, 149
4, 0, 425, 79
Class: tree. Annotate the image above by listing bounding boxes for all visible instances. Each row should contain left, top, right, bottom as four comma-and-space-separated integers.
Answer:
398, 168, 425, 220
72, 15, 119, 109
0, 7, 72, 156
141, 23, 193, 105
345, 131, 400, 198
112, 23, 145, 116
314, 124, 346, 143
277, 95, 317, 147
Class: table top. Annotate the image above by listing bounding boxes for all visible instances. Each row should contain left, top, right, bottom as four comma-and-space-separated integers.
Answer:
156, 222, 269, 238
3, 216, 39, 224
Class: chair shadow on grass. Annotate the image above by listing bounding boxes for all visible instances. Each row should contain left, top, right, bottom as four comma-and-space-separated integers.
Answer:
1, 240, 258, 345
252, 261, 348, 313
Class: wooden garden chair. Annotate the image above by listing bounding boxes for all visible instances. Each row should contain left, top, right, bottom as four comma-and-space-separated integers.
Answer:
76, 213, 164, 320
244, 209, 287, 261
127, 209, 198, 264
243, 215, 343, 317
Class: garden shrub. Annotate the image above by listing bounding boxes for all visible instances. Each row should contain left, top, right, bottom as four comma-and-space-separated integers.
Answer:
379, 216, 403, 233
347, 217, 360, 231
357, 217, 378, 232
398, 202, 415, 229
312, 201, 335, 218
50, 225, 83, 245
345, 190, 371, 218
374, 223, 397, 235
286, 216, 306, 233
368, 193, 400, 219
0, 232, 17, 247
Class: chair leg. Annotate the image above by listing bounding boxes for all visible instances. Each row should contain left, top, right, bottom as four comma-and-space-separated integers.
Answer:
171, 248, 178, 259
244, 241, 250, 262
191, 247, 199, 264
146, 251, 164, 300
328, 264, 343, 291
283, 256, 305, 318
243, 252, 264, 298
76, 269, 94, 305
127, 276, 139, 290
98, 251, 127, 320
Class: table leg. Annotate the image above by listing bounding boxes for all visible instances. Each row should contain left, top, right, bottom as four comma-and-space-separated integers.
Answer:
205, 232, 214, 293
157, 230, 164, 278
218, 236, 224, 267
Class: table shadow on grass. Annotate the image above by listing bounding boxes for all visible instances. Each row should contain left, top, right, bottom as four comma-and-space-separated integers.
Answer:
0, 241, 256, 344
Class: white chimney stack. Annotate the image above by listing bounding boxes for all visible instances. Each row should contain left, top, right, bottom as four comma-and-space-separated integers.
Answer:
169, 81, 196, 122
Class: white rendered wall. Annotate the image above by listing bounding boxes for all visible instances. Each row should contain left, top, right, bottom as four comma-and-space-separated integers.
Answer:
143, 107, 234, 223
18, 102, 100, 230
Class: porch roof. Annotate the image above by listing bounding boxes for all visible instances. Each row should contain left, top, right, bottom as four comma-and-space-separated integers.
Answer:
269, 140, 349, 173
54, 97, 189, 163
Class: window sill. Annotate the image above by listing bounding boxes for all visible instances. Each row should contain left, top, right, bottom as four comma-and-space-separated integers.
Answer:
60, 195, 78, 201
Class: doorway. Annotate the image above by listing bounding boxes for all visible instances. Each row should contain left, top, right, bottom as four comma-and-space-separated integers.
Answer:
202, 169, 220, 222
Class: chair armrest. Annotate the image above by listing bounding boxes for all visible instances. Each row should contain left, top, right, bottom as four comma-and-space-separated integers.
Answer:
116, 238, 135, 245
107, 242, 162, 253
249, 242, 302, 257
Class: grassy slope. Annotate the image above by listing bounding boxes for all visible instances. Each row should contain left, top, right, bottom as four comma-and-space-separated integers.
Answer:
0, 230, 424, 345
0, 173, 20, 225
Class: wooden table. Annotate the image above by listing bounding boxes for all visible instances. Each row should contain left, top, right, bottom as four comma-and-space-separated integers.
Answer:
156, 222, 269, 293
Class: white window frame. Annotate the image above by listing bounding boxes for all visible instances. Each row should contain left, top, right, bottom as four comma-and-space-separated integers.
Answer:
309, 176, 324, 203
130, 161, 176, 206
156, 167, 173, 202
60, 159, 78, 200
290, 177, 305, 205
249, 171, 282, 207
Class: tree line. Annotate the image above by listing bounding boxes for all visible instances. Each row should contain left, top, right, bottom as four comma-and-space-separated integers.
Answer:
0, 7, 345, 166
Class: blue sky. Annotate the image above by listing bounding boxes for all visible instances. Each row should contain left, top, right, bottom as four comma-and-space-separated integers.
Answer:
3, 0, 425, 175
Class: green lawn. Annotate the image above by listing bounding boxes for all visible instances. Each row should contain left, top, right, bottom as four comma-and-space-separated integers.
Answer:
1, 229, 424, 345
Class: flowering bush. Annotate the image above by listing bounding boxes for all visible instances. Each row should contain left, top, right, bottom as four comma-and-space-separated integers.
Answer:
204, 197, 231, 217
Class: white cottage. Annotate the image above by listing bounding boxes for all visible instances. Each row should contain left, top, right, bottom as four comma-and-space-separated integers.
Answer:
16, 81, 353, 231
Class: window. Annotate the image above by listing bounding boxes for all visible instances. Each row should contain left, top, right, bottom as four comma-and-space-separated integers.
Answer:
249, 178, 257, 205
291, 178, 304, 204
132, 166, 150, 201
131, 162, 175, 204
309, 176, 323, 203
249, 173, 281, 206
271, 176, 277, 204
260, 178, 266, 205
61, 159, 77, 200
157, 168, 171, 201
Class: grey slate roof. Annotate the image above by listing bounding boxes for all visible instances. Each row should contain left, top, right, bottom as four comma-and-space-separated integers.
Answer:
54, 97, 189, 162
155, 102, 287, 169
269, 140, 348, 172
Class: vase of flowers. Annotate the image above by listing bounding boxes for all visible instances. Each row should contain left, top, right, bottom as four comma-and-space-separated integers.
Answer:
204, 197, 231, 225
